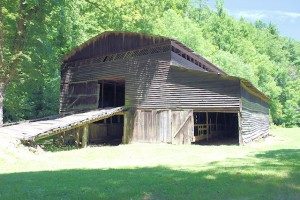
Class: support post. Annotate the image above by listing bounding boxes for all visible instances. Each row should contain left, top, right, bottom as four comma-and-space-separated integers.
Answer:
75, 128, 81, 147
123, 108, 135, 144
82, 124, 89, 148
206, 112, 209, 141
114, 82, 117, 106
101, 81, 104, 108
238, 112, 243, 145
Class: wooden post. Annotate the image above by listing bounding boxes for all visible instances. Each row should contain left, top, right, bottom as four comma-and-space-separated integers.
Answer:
206, 112, 209, 141
75, 128, 81, 147
82, 124, 89, 148
101, 81, 104, 108
216, 113, 218, 131
114, 82, 117, 106
238, 112, 243, 145
123, 108, 135, 144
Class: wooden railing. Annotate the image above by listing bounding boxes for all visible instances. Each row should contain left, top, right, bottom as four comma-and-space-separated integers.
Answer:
194, 123, 227, 141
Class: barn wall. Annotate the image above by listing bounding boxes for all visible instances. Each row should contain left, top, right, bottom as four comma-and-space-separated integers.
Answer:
61, 48, 242, 113
60, 51, 171, 114
170, 52, 207, 72
240, 86, 269, 143
131, 109, 194, 144
163, 66, 241, 112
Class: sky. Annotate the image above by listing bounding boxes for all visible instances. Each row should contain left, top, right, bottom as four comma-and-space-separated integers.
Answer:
207, 0, 300, 41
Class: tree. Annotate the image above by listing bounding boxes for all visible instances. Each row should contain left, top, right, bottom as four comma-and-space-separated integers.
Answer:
0, 0, 29, 125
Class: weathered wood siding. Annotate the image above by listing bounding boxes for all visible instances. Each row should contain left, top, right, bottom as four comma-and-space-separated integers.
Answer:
60, 50, 171, 113
171, 110, 194, 144
132, 109, 193, 144
240, 86, 269, 143
65, 32, 170, 62
60, 32, 270, 144
164, 66, 241, 112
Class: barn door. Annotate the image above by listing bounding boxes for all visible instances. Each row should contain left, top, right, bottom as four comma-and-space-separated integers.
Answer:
156, 110, 171, 143
171, 110, 194, 144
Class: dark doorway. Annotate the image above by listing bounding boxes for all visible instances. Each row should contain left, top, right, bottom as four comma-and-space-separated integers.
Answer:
193, 112, 239, 145
98, 80, 125, 108
89, 115, 124, 145
92, 80, 125, 145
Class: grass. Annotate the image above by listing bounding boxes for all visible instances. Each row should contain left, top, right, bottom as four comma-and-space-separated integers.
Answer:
0, 127, 299, 199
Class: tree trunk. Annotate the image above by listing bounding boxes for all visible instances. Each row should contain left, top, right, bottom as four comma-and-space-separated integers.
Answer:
0, 83, 4, 126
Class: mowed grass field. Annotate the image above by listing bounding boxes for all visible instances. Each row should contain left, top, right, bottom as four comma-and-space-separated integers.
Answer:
0, 127, 299, 200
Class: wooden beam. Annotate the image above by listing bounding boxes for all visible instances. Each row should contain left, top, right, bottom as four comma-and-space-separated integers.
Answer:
173, 110, 193, 139
238, 112, 243, 145
82, 124, 89, 148
206, 112, 209, 141
101, 81, 104, 108
75, 128, 81, 147
114, 82, 117, 106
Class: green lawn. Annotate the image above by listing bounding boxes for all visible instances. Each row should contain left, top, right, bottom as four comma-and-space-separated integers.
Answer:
0, 127, 299, 200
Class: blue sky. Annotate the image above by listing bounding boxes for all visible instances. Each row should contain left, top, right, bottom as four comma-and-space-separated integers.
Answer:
207, 0, 300, 41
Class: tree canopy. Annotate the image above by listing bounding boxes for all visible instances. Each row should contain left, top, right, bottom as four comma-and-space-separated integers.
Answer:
1, 0, 299, 126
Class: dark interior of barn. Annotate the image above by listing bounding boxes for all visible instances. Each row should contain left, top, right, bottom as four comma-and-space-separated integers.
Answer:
193, 112, 239, 145
98, 80, 125, 108
89, 115, 124, 145
89, 80, 125, 145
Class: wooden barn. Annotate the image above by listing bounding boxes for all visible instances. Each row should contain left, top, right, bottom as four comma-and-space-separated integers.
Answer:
60, 31, 269, 145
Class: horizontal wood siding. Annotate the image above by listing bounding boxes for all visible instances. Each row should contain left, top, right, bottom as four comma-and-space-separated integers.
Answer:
163, 66, 241, 111
240, 86, 269, 143
60, 52, 171, 113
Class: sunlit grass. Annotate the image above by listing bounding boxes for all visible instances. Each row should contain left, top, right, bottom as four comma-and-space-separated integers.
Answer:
0, 127, 299, 199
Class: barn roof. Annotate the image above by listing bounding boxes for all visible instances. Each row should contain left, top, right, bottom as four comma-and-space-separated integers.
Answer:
63, 31, 268, 102
63, 31, 225, 74
63, 31, 170, 62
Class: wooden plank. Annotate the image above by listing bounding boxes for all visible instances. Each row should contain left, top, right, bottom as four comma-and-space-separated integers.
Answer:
173, 110, 192, 139
0, 107, 124, 142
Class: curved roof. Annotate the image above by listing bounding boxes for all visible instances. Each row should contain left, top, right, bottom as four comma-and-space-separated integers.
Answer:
63, 31, 224, 74
63, 31, 268, 102
63, 31, 171, 62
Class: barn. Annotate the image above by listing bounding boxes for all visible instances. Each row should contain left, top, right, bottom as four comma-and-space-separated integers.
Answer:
60, 31, 269, 145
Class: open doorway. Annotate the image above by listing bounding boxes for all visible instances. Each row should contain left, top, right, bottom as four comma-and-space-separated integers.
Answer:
88, 80, 125, 145
98, 80, 125, 108
193, 112, 239, 145
89, 115, 124, 145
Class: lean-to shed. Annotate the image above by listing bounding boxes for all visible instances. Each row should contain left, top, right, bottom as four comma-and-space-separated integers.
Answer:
60, 31, 269, 145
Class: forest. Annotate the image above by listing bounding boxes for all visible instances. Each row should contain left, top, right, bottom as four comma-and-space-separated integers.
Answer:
0, 0, 299, 127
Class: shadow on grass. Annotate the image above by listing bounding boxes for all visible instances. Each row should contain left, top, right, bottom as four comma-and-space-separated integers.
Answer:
0, 149, 299, 200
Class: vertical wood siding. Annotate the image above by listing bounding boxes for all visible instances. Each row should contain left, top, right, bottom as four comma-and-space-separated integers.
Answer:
132, 109, 193, 144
